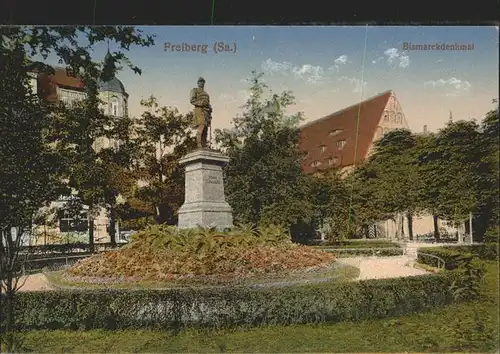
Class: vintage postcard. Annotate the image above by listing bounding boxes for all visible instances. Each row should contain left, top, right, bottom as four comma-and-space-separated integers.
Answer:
1, 25, 498, 353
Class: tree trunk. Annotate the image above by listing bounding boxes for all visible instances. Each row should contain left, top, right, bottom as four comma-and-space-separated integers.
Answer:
433, 214, 440, 241
407, 213, 414, 241
109, 214, 116, 247
400, 214, 405, 239
88, 215, 95, 253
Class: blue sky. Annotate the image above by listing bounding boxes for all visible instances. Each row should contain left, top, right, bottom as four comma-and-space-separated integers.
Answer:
41, 26, 499, 133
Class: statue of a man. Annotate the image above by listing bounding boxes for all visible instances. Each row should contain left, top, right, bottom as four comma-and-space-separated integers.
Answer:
190, 77, 212, 148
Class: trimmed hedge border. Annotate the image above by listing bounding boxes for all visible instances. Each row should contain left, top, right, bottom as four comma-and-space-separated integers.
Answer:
417, 243, 499, 270
310, 240, 400, 248
320, 247, 404, 257
443, 243, 499, 261
10, 272, 461, 331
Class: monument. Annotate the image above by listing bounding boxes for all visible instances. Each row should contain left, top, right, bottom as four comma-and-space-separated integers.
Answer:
177, 77, 233, 229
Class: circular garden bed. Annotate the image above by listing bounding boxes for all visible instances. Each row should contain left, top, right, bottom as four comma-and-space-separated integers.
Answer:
57, 224, 353, 288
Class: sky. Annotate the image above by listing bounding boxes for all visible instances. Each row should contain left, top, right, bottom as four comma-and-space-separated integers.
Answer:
43, 26, 499, 133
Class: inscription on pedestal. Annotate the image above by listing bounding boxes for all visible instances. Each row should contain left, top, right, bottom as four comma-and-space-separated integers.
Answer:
178, 149, 233, 229
206, 175, 221, 185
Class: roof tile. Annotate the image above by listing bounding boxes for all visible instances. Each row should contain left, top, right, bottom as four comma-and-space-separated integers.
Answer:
299, 90, 392, 174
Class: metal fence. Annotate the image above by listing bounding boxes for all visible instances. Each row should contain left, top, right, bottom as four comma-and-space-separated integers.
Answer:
416, 252, 446, 270
22, 254, 93, 275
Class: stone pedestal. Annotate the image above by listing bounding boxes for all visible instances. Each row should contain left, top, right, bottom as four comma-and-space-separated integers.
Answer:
177, 148, 233, 229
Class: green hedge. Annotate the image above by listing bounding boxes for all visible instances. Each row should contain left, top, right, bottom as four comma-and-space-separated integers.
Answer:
321, 248, 404, 257
311, 240, 400, 248
417, 248, 474, 270
417, 244, 498, 270
443, 243, 499, 261
9, 273, 460, 331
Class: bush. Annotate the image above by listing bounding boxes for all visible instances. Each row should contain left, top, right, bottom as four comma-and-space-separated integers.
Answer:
310, 240, 401, 248
9, 272, 460, 331
321, 248, 404, 257
484, 226, 499, 243
417, 246, 486, 301
65, 224, 336, 281
417, 247, 474, 270
443, 244, 499, 261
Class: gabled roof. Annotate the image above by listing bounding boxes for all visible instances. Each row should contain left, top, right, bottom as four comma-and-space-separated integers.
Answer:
299, 90, 392, 174
36, 67, 85, 102
35, 66, 128, 101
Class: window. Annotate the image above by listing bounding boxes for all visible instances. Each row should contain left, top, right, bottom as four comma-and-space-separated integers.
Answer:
58, 209, 88, 232
328, 156, 340, 166
311, 161, 321, 168
329, 129, 343, 136
111, 97, 119, 116
336, 139, 346, 149
383, 110, 389, 121
396, 112, 403, 124
319, 145, 327, 153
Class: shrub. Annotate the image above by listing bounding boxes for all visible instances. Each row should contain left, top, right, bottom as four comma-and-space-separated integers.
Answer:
417, 246, 486, 301
9, 272, 460, 331
310, 240, 401, 248
321, 248, 403, 257
443, 244, 499, 261
484, 226, 499, 243
64, 224, 336, 281
417, 247, 474, 270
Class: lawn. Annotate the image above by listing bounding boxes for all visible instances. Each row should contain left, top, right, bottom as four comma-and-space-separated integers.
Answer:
12, 261, 499, 353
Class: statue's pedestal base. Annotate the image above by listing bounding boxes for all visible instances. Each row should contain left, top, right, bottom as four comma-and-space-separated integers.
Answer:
177, 148, 233, 229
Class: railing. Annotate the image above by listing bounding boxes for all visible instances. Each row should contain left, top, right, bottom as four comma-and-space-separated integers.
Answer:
416, 252, 446, 270
22, 254, 92, 275
19, 242, 124, 256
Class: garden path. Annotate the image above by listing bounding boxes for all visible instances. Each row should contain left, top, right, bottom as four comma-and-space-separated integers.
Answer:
17, 256, 429, 291
338, 256, 429, 280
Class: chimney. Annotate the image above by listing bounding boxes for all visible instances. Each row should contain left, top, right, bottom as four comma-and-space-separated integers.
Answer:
423, 125, 428, 134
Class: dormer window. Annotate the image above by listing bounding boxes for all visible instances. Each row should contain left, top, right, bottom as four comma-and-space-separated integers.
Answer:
336, 139, 347, 149
329, 129, 343, 136
319, 145, 327, 153
311, 161, 321, 168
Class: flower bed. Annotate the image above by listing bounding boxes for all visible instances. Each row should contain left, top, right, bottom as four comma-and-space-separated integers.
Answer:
64, 224, 336, 283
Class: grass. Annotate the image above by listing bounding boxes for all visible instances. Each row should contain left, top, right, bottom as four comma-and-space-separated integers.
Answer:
10, 261, 499, 353
45, 262, 360, 290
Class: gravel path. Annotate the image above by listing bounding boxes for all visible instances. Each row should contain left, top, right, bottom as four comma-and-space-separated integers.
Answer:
338, 256, 429, 280
18, 256, 428, 291
17, 273, 53, 292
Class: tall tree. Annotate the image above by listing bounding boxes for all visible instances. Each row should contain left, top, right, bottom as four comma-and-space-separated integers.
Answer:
0, 42, 65, 350
215, 71, 313, 230
417, 120, 484, 239
98, 114, 141, 245
346, 162, 390, 238
132, 96, 197, 225
475, 106, 499, 241
0, 26, 154, 346
307, 169, 350, 241
368, 129, 423, 240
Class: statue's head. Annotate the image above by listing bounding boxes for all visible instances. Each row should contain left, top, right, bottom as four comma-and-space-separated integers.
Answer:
197, 77, 205, 88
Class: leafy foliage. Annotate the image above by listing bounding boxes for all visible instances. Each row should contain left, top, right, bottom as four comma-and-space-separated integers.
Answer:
214, 71, 312, 230
417, 246, 487, 301
126, 97, 197, 225
65, 224, 335, 280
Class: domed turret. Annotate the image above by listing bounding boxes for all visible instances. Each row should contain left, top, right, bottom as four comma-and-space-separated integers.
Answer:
98, 49, 128, 118
98, 77, 126, 95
